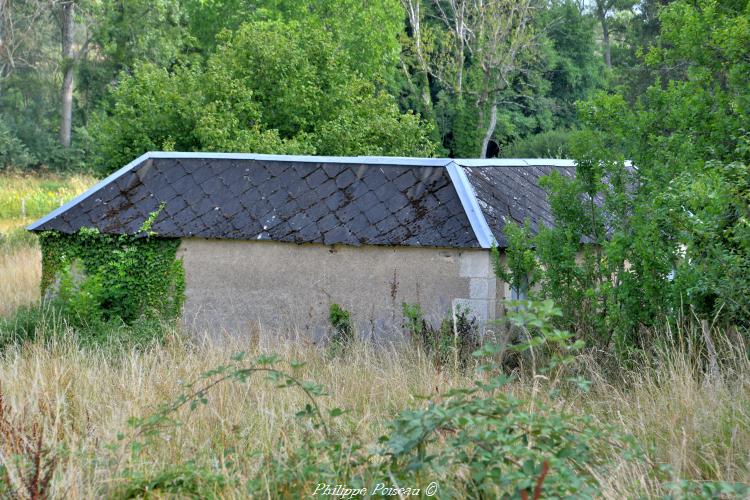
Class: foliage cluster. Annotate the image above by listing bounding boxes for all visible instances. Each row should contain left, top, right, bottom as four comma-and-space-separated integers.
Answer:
37, 227, 184, 330
89, 19, 437, 174
492, 0, 750, 358
327, 303, 354, 354
402, 302, 480, 371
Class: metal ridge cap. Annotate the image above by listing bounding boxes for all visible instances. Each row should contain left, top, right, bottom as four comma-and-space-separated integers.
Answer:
453, 158, 577, 167
147, 151, 452, 167
27, 151, 153, 231
445, 161, 495, 249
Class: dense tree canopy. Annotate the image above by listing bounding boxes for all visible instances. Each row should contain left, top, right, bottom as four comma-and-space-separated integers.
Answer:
0, 0, 630, 168
90, 19, 435, 172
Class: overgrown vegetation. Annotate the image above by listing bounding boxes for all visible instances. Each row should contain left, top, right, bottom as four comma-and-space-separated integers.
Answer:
402, 302, 480, 371
489, 0, 750, 362
1, 0, 749, 497
327, 303, 354, 355
38, 227, 184, 327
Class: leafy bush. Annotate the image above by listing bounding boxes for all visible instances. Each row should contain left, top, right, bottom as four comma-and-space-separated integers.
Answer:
39, 227, 184, 326
328, 303, 353, 352
0, 120, 36, 170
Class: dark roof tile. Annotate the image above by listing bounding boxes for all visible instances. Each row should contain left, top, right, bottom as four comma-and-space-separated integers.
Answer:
30, 155, 579, 248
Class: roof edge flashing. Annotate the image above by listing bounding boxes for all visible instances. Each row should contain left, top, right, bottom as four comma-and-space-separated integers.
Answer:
445, 161, 495, 249
26, 151, 153, 231
147, 151, 452, 167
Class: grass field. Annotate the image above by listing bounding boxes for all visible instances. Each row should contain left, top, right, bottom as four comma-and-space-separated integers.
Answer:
0, 172, 95, 316
0, 173, 95, 221
0, 173, 748, 498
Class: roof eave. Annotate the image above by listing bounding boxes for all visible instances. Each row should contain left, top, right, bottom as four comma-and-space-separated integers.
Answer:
27, 151, 153, 231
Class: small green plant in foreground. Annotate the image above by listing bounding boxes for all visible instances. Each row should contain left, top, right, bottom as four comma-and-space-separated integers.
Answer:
402, 302, 480, 371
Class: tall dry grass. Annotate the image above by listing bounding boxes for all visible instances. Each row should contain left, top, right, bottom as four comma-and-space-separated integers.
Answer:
0, 171, 95, 318
0, 244, 40, 316
582, 333, 750, 497
0, 333, 473, 498
0, 323, 747, 498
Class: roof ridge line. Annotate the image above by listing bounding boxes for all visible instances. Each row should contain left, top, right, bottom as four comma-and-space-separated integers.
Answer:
147, 151, 453, 166
27, 151, 154, 231
445, 161, 495, 249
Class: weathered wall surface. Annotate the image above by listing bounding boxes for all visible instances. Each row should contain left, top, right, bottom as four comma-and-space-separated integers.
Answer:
178, 239, 498, 341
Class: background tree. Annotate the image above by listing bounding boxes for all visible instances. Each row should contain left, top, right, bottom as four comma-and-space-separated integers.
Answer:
57, 0, 95, 148
402, 0, 539, 158
91, 19, 436, 173
590, 0, 636, 68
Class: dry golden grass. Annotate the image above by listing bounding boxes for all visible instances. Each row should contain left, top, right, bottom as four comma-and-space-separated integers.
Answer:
0, 244, 40, 317
582, 336, 750, 497
0, 328, 746, 498
0, 335, 474, 498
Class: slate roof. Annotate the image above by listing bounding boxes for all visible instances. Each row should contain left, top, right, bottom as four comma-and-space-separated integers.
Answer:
463, 165, 576, 247
28, 153, 581, 249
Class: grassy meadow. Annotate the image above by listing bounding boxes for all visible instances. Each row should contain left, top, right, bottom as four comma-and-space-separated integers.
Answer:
0, 173, 748, 498
0, 173, 95, 316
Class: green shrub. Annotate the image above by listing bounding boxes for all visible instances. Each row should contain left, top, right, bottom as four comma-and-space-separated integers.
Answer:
402, 302, 480, 371
39, 227, 185, 326
0, 121, 36, 170
328, 303, 353, 353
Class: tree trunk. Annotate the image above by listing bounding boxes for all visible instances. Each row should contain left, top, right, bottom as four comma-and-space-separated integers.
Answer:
601, 16, 612, 68
0, 0, 7, 81
59, 0, 74, 148
480, 102, 498, 159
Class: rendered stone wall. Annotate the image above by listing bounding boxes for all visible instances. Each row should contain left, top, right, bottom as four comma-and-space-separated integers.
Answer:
178, 238, 501, 341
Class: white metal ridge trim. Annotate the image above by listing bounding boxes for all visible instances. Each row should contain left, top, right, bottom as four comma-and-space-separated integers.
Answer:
453, 158, 577, 167
445, 161, 496, 249
146, 151, 453, 166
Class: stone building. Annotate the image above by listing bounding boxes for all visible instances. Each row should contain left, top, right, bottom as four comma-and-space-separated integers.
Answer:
29, 152, 576, 339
